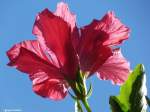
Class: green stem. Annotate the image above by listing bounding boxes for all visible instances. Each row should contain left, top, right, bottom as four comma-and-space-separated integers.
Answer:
75, 99, 84, 112
69, 70, 92, 112
81, 74, 92, 112
81, 98, 92, 112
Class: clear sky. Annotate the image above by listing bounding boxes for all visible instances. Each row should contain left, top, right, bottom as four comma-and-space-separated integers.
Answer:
0, 0, 150, 112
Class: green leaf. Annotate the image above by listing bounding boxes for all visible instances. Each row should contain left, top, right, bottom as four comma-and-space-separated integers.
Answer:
109, 64, 148, 112
109, 96, 124, 112
75, 100, 83, 112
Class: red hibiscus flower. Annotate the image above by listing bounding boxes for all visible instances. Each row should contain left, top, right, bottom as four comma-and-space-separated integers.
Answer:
7, 2, 78, 100
7, 2, 130, 100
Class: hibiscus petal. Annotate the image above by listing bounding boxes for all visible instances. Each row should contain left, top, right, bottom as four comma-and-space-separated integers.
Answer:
78, 12, 130, 74
33, 78, 68, 100
78, 18, 109, 60
54, 2, 80, 50
95, 11, 130, 46
80, 45, 112, 73
97, 48, 130, 85
54, 2, 76, 30
7, 40, 52, 64
79, 11, 130, 52
77, 21, 112, 73
7, 44, 68, 100
7, 47, 63, 79
33, 9, 78, 79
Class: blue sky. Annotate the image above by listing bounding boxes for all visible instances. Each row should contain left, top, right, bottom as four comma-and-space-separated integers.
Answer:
0, 0, 149, 112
